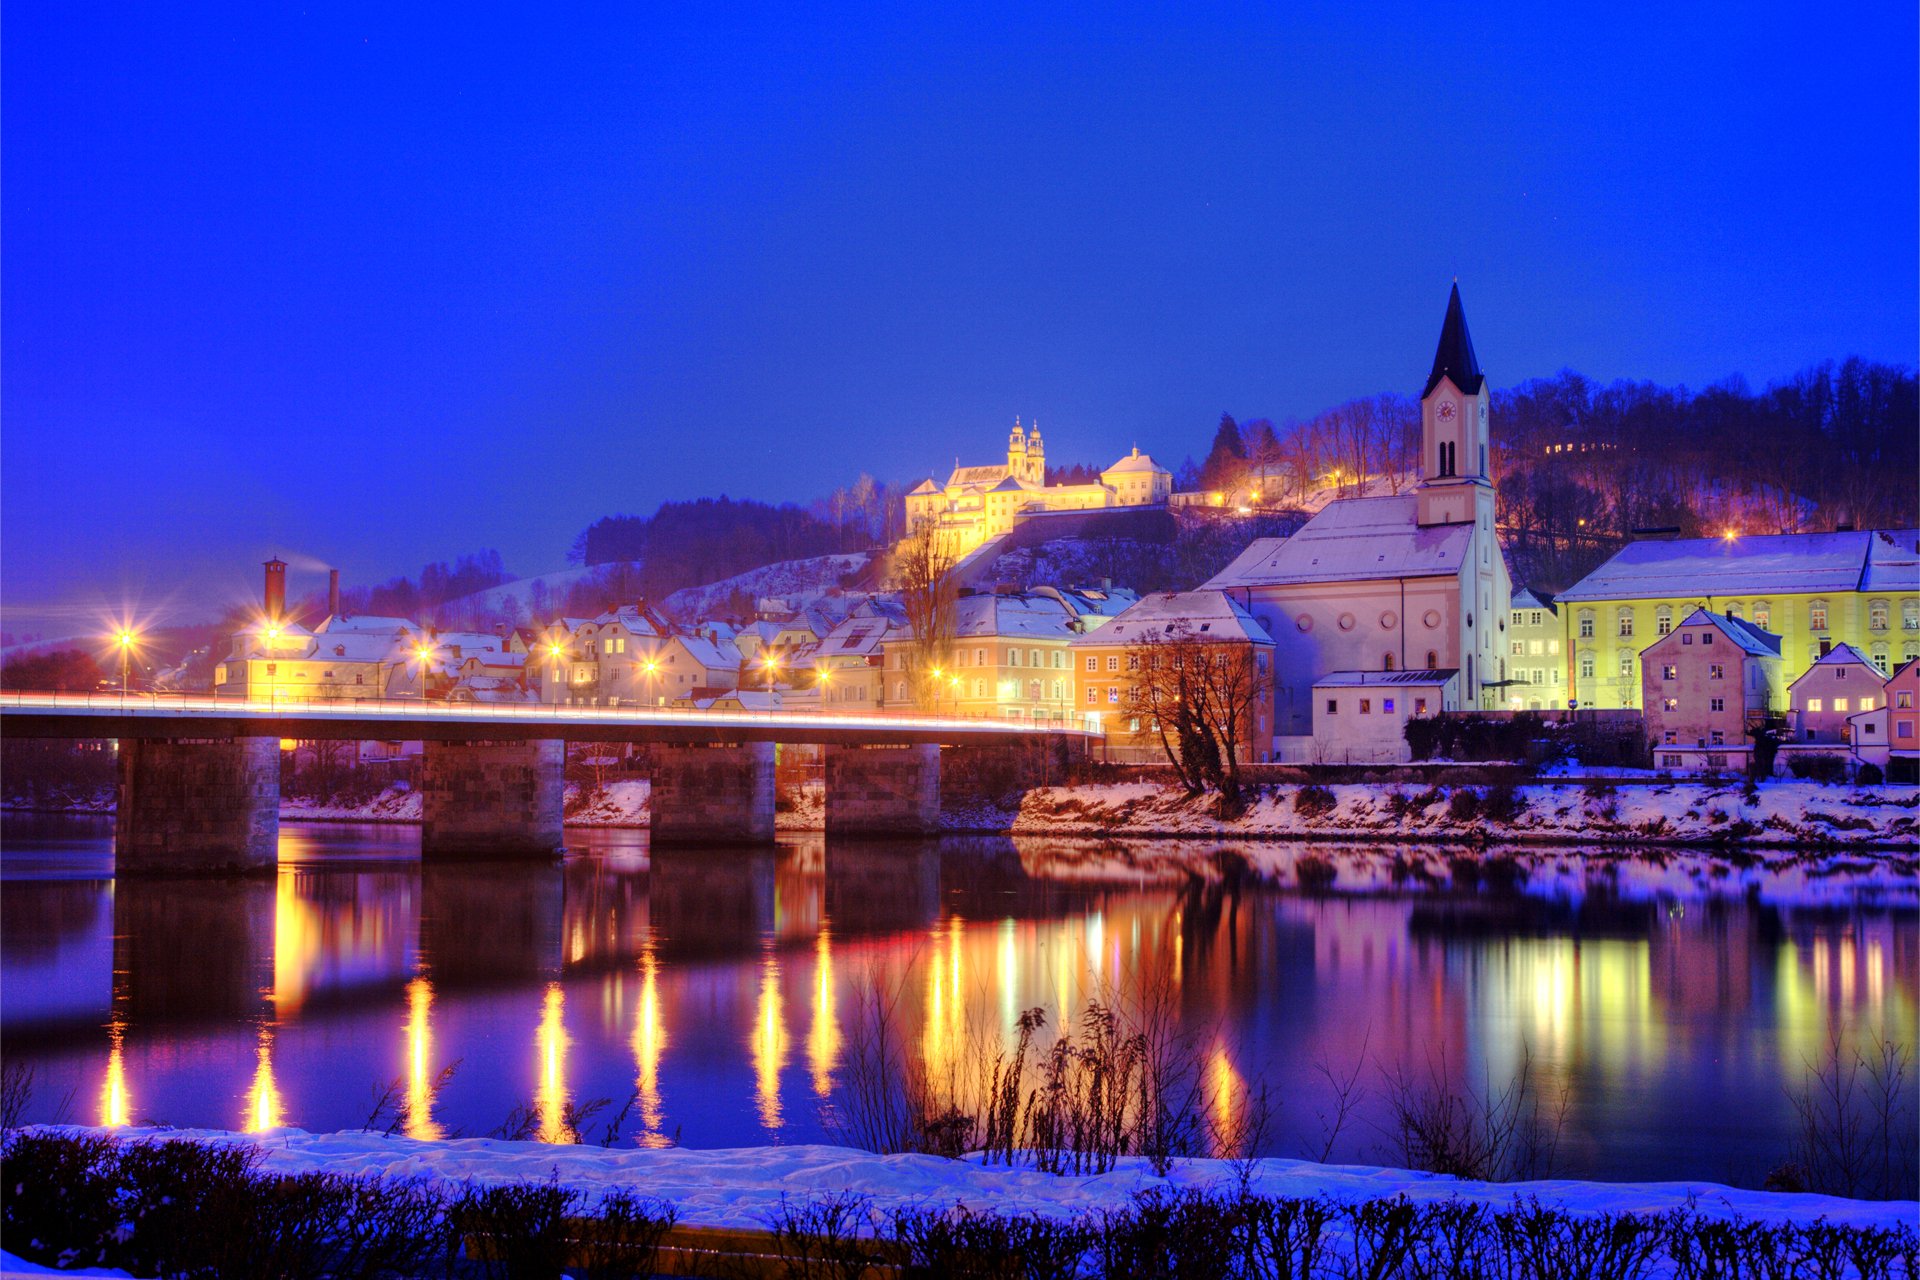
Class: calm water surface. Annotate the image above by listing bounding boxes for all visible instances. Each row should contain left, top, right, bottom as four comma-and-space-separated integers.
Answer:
2, 815, 1913, 1188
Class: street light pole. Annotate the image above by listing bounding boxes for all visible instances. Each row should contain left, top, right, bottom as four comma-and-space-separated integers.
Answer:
116, 630, 134, 704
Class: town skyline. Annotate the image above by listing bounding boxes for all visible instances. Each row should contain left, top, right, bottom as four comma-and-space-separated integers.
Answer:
4, 3, 1916, 633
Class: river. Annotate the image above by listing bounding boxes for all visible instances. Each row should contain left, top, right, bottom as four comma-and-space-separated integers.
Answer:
2, 814, 1912, 1189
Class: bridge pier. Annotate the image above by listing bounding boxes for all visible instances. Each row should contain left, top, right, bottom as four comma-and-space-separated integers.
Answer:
419, 739, 565, 861
823, 744, 942, 836
115, 736, 280, 875
649, 743, 776, 844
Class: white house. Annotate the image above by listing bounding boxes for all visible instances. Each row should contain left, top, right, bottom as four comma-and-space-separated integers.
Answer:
1206, 284, 1512, 751
1307, 670, 1461, 764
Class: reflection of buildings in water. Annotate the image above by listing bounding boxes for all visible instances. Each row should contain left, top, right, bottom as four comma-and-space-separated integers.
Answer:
403, 976, 444, 1141
752, 951, 787, 1132
650, 847, 819, 956
1773, 914, 1919, 1084
561, 859, 650, 973
113, 877, 275, 1024
535, 982, 571, 1143
807, 932, 838, 1097
99, 1020, 131, 1128
631, 946, 669, 1146
823, 842, 940, 937
419, 863, 562, 988
0, 879, 107, 963
245, 1024, 284, 1132
271, 867, 416, 1016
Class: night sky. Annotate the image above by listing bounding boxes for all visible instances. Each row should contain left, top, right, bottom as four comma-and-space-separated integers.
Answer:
4, 1, 1915, 632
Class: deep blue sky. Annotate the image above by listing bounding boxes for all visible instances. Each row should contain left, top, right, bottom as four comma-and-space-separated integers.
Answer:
5, 1, 1915, 631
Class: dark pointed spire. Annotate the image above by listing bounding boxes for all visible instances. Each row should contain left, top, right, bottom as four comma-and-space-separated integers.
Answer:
1422, 282, 1484, 397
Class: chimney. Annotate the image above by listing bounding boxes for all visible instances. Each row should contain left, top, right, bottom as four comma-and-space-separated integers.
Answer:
328, 569, 341, 620
263, 558, 288, 621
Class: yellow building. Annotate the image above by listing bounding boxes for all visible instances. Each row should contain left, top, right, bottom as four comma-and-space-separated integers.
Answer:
880, 591, 1081, 722
1557, 529, 1919, 709
904, 421, 1173, 559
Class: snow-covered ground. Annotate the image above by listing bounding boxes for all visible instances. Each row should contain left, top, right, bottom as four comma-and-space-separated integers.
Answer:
991, 780, 1919, 850
18, 1127, 1915, 1237
662, 553, 871, 622
436, 564, 628, 620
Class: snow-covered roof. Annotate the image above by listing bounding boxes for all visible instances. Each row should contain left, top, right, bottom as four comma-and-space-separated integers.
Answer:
1787, 643, 1881, 691
1862, 529, 1920, 592
1652, 608, 1781, 660
815, 609, 907, 657
308, 632, 409, 664
1314, 669, 1458, 687
1102, 448, 1169, 476
314, 614, 415, 635
1511, 588, 1556, 614
1557, 530, 1919, 602
953, 593, 1077, 640
461, 651, 528, 669
673, 633, 743, 670
947, 464, 1014, 489
1204, 495, 1474, 589
1070, 590, 1274, 646
908, 478, 939, 495
989, 475, 1033, 493
431, 630, 507, 654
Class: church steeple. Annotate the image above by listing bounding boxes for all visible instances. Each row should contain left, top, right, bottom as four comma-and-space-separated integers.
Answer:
1416, 283, 1493, 528
1422, 282, 1484, 398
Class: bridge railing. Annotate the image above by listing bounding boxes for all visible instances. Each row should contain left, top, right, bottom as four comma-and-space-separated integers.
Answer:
0, 689, 1097, 738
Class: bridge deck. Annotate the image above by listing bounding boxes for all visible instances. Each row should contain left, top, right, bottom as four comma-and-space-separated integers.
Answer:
0, 692, 1094, 746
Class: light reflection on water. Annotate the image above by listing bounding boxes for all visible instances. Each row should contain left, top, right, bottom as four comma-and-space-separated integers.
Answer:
0, 814, 1913, 1188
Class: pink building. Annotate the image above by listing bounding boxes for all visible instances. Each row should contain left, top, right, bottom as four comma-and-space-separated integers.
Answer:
1788, 643, 1884, 745
1641, 608, 1782, 774
1884, 657, 1919, 783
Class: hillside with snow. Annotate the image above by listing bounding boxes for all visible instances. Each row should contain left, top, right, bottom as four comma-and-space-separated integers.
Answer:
662, 553, 872, 622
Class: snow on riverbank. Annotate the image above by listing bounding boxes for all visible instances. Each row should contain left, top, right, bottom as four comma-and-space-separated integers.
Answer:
994, 780, 1920, 850
24, 1127, 1916, 1236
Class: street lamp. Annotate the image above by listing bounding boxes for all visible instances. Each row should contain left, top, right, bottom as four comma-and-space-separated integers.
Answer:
115, 629, 136, 703
415, 644, 436, 700
548, 643, 566, 705
643, 657, 659, 707
761, 653, 780, 693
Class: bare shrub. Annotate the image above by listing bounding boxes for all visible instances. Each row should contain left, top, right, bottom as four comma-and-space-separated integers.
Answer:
766, 1190, 886, 1280
1090, 1187, 1251, 1280
451, 1177, 580, 1280
1493, 1195, 1663, 1280
1784, 1031, 1917, 1200
1245, 1196, 1334, 1279
0, 1060, 31, 1130
1305, 1036, 1369, 1163
1294, 784, 1338, 818
1378, 1045, 1567, 1182
891, 1204, 1091, 1279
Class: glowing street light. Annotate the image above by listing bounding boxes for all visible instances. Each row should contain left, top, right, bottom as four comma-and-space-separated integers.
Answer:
547, 643, 566, 705
761, 652, 781, 693
414, 643, 436, 699
114, 629, 137, 702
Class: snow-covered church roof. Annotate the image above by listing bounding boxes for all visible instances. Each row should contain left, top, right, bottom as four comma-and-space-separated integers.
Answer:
1204, 495, 1475, 590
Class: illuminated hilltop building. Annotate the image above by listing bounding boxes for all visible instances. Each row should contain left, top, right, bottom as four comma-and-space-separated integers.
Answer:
904, 420, 1173, 560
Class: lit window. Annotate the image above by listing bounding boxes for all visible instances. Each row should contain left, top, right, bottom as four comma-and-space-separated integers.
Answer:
1384, 698, 1396, 712
1807, 698, 1823, 712
1709, 664, 1724, 679
1414, 698, 1428, 715
1662, 698, 1678, 711
1662, 664, 1677, 680
1810, 601, 1829, 630
1107, 687, 1119, 704
1753, 601, 1771, 628
1359, 698, 1372, 714
1871, 600, 1889, 630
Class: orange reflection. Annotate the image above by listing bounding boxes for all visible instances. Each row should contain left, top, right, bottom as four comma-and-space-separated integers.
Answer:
404, 977, 444, 1140
1209, 1043, 1245, 1156
535, 983, 571, 1143
100, 1023, 130, 1128
272, 869, 320, 1015
633, 948, 669, 1146
751, 952, 787, 1131
245, 1027, 283, 1132
807, 932, 838, 1097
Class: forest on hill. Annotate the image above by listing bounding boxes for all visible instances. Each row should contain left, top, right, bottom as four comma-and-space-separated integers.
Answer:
1189, 357, 1917, 590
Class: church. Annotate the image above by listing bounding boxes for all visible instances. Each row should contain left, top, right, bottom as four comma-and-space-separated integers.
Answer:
904, 421, 1173, 559
1204, 285, 1513, 744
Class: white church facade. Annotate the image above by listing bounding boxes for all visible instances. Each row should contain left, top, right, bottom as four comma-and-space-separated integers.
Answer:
904, 421, 1173, 559
1205, 285, 1513, 748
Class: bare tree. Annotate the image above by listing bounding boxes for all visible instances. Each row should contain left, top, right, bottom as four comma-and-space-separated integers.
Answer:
893, 524, 958, 711
1124, 622, 1272, 810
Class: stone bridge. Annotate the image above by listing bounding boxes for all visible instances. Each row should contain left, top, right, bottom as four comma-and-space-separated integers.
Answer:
1, 693, 1091, 874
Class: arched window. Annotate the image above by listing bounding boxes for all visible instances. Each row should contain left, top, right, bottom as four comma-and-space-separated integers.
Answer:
1426, 650, 1438, 670
1384, 653, 1396, 671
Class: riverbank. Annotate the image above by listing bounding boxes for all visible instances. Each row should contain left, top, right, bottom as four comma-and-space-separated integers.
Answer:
987, 778, 1920, 851
6, 777, 1915, 850
23, 1125, 1920, 1235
